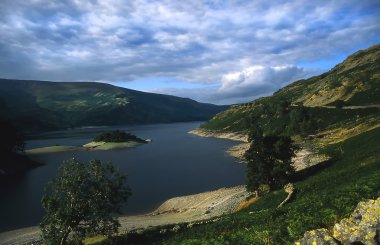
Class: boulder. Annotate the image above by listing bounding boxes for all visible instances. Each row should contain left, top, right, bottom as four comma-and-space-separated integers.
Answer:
296, 197, 380, 245
296, 228, 338, 245
333, 198, 380, 244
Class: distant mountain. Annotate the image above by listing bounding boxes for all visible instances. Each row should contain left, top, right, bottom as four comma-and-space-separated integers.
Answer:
201, 44, 380, 134
0, 79, 228, 131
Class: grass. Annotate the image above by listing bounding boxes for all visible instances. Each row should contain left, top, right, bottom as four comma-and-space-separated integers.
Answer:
95, 126, 380, 244
25, 145, 80, 154
94, 142, 142, 150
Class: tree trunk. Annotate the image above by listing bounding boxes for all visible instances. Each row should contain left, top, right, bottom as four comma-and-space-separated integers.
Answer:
60, 227, 71, 245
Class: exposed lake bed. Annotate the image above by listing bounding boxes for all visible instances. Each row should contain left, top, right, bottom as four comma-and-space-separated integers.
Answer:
0, 122, 246, 233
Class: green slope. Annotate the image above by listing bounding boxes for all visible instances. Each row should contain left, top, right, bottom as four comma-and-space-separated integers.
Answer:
201, 44, 380, 135
0, 79, 227, 131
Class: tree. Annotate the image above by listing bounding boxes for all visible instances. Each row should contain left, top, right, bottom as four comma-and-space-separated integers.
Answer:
245, 125, 297, 196
93, 130, 146, 143
288, 107, 316, 136
40, 158, 131, 245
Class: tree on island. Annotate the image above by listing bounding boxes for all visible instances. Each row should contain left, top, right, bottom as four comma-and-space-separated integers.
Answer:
245, 123, 297, 196
40, 158, 131, 245
93, 129, 145, 143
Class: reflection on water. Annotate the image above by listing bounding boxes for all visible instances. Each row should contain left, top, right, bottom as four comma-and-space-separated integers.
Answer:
0, 122, 245, 232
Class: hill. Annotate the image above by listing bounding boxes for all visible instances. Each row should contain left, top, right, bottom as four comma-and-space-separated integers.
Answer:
0, 79, 227, 131
201, 44, 380, 137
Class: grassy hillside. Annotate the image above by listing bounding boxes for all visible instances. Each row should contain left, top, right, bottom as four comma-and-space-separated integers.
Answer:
0, 79, 227, 131
201, 44, 380, 135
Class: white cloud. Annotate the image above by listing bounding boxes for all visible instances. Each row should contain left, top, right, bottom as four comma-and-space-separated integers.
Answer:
65, 49, 92, 59
219, 65, 306, 96
0, 0, 379, 103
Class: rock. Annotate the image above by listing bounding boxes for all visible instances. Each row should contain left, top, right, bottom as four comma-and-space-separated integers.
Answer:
333, 197, 380, 244
296, 228, 338, 245
297, 197, 380, 245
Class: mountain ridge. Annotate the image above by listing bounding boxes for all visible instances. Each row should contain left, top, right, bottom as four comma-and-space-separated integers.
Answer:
0, 79, 228, 131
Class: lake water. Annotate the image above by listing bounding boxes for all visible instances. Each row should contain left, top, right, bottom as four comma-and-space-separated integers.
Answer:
0, 122, 246, 232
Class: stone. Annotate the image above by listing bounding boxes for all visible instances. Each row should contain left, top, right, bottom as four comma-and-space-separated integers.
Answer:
333, 198, 380, 245
297, 197, 380, 244
296, 228, 338, 245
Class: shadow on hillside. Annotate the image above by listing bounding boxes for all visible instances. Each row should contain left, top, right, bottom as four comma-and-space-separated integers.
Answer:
291, 158, 336, 182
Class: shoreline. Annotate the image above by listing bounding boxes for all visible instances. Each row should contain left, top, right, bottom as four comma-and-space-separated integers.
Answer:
189, 128, 331, 171
189, 128, 250, 161
0, 186, 251, 245
189, 128, 249, 142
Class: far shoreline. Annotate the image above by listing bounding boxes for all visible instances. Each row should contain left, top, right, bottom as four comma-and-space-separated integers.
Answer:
25, 140, 150, 155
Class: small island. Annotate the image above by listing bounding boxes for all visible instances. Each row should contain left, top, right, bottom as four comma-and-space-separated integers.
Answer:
83, 130, 149, 150
26, 130, 150, 154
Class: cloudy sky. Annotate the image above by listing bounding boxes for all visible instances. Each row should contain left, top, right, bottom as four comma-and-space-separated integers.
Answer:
0, 0, 379, 104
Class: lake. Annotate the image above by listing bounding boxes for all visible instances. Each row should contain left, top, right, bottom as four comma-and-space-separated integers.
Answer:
0, 122, 246, 232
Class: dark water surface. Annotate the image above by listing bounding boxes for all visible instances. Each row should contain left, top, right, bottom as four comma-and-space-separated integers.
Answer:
0, 122, 245, 232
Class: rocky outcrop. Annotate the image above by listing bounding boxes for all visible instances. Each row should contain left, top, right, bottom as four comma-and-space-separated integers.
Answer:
333, 198, 380, 244
297, 197, 380, 245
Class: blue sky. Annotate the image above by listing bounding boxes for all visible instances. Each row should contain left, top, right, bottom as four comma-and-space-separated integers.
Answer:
0, 0, 379, 104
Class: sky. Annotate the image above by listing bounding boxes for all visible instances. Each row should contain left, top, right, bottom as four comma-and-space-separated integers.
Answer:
0, 0, 379, 105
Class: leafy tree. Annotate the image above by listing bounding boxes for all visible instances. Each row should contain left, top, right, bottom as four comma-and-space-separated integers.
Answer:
277, 99, 291, 116
245, 125, 297, 195
288, 107, 316, 136
40, 158, 131, 245
94, 130, 144, 143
